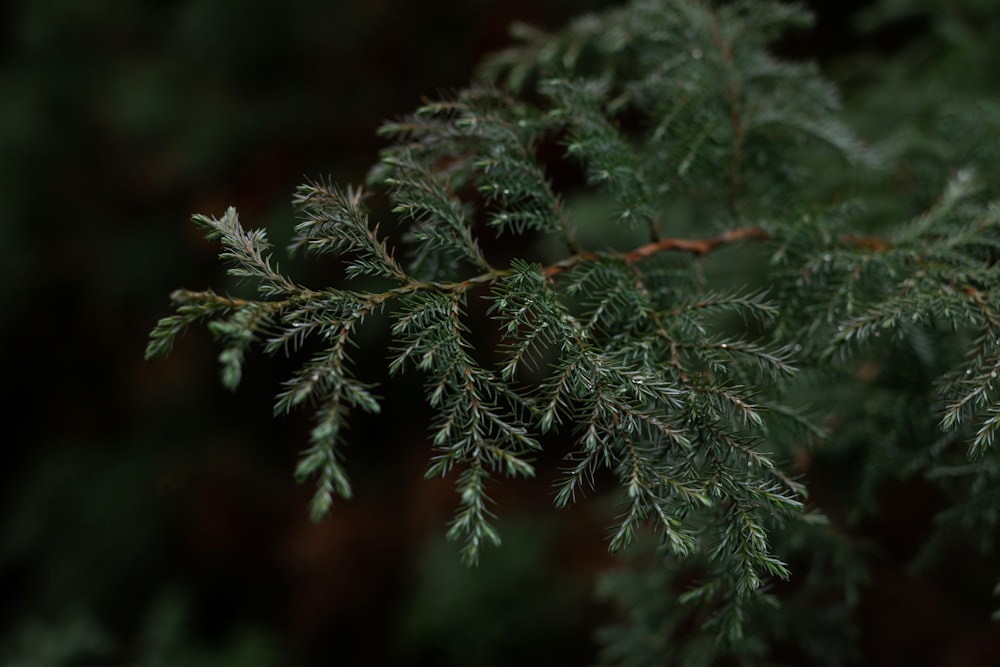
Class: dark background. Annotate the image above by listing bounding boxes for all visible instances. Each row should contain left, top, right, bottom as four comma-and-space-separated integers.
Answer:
5, 1, 989, 665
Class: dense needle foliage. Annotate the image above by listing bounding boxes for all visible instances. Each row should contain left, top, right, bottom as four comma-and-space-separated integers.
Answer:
148, 0, 1000, 662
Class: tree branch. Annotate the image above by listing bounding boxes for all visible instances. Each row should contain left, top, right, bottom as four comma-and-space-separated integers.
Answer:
544, 226, 773, 277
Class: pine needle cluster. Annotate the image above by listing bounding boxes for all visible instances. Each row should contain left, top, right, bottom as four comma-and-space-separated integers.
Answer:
148, 0, 1000, 660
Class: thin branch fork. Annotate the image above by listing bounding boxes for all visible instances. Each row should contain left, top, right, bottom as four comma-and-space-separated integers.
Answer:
544, 226, 772, 277
624, 226, 772, 262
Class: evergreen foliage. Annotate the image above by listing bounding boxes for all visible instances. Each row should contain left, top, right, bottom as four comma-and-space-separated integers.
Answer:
148, 0, 1000, 661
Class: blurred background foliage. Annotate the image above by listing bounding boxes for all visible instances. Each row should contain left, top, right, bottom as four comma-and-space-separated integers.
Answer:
2, 0, 999, 664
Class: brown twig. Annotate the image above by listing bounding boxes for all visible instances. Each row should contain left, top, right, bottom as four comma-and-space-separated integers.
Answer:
625, 226, 772, 262
543, 226, 773, 278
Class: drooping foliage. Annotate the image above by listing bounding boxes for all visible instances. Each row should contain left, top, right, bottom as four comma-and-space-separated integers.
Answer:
148, 0, 1000, 661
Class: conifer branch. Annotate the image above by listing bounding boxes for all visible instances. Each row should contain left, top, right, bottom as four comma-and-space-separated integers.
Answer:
146, 0, 1000, 655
